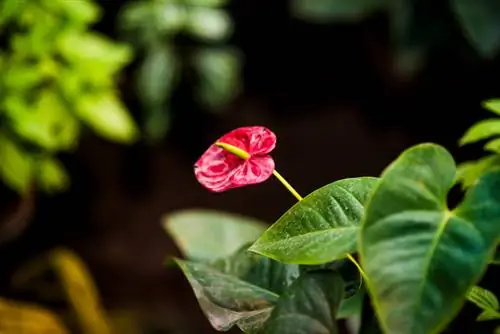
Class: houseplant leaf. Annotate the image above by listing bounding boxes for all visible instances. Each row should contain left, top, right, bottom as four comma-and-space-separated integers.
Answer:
250, 177, 378, 264
263, 271, 344, 334
164, 209, 266, 262
175, 259, 277, 332
360, 143, 500, 334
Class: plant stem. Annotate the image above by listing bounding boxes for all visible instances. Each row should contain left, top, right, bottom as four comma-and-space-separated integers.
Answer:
272, 170, 303, 201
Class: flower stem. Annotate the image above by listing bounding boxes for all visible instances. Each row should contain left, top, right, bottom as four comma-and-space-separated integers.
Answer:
272, 171, 367, 283
272, 170, 303, 201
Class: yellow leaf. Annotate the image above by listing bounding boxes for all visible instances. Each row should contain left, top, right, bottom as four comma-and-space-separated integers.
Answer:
0, 297, 69, 333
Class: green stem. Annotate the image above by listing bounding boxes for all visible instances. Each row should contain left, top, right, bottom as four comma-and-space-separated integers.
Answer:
272, 170, 303, 201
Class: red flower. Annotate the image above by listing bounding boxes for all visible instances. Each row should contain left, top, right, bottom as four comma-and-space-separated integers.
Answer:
194, 126, 276, 192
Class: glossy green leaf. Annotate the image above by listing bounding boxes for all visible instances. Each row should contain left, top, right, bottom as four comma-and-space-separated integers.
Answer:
290, 0, 386, 23
36, 157, 69, 194
360, 143, 500, 334
451, 0, 500, 57
136, 46, 177, 108
194, 48, 241, 110
250, 177, 378, 264
466, 285, 500, 321
186, 8, 232, 42
483, 99, 500, 116
175, 259, 277, 332
0, 134, 32, 194
76, 94, 138, 144
456, 155, 500, 189
163, 209, 266, 262
459, 119, 500, 146
264, 271, 344, 334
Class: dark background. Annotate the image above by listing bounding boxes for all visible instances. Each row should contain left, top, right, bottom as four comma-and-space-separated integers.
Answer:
0, 1, 499, 333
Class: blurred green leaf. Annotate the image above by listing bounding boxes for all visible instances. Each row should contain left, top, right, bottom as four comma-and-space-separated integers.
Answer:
163, 209, 266, 262
0, 0, 24, 26
186, 8, 232, 41
264, 271, 344, 334
484, 138, 500, 153
137, 46, 177, 108
36, 157, 69, 194
2, 63, 44, 90
194, 48, 241, 110
0, 134, 32, 194
290, 0, 386, 22
4, 91, 79, 151
47, 0, 101, 24
456, 155, 500, 189
183, 0, 229, 6
154, 2, 187, 35
459, 119, 500, 146
451, 0, 500, 57
483, 99, 500, 115
144, 106, 171, 142
118, 1, 152, 31
76, 94, 139, 143
58, 32, 132, 78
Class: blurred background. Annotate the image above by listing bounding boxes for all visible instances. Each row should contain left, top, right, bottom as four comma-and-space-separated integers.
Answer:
0, 0, 499, 333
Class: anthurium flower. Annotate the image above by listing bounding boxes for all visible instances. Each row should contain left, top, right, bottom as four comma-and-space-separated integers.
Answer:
194, 126, 276, 192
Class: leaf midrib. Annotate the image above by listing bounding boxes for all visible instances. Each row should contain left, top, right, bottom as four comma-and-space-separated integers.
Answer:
410, 210, 450, 333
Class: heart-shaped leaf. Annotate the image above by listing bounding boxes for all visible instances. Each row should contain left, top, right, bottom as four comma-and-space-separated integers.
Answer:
175, 259, 278, 332
249, 177, 378, 264
263, 271, 345, 334
164, 209, 266, 262
360, 143, 500, 334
